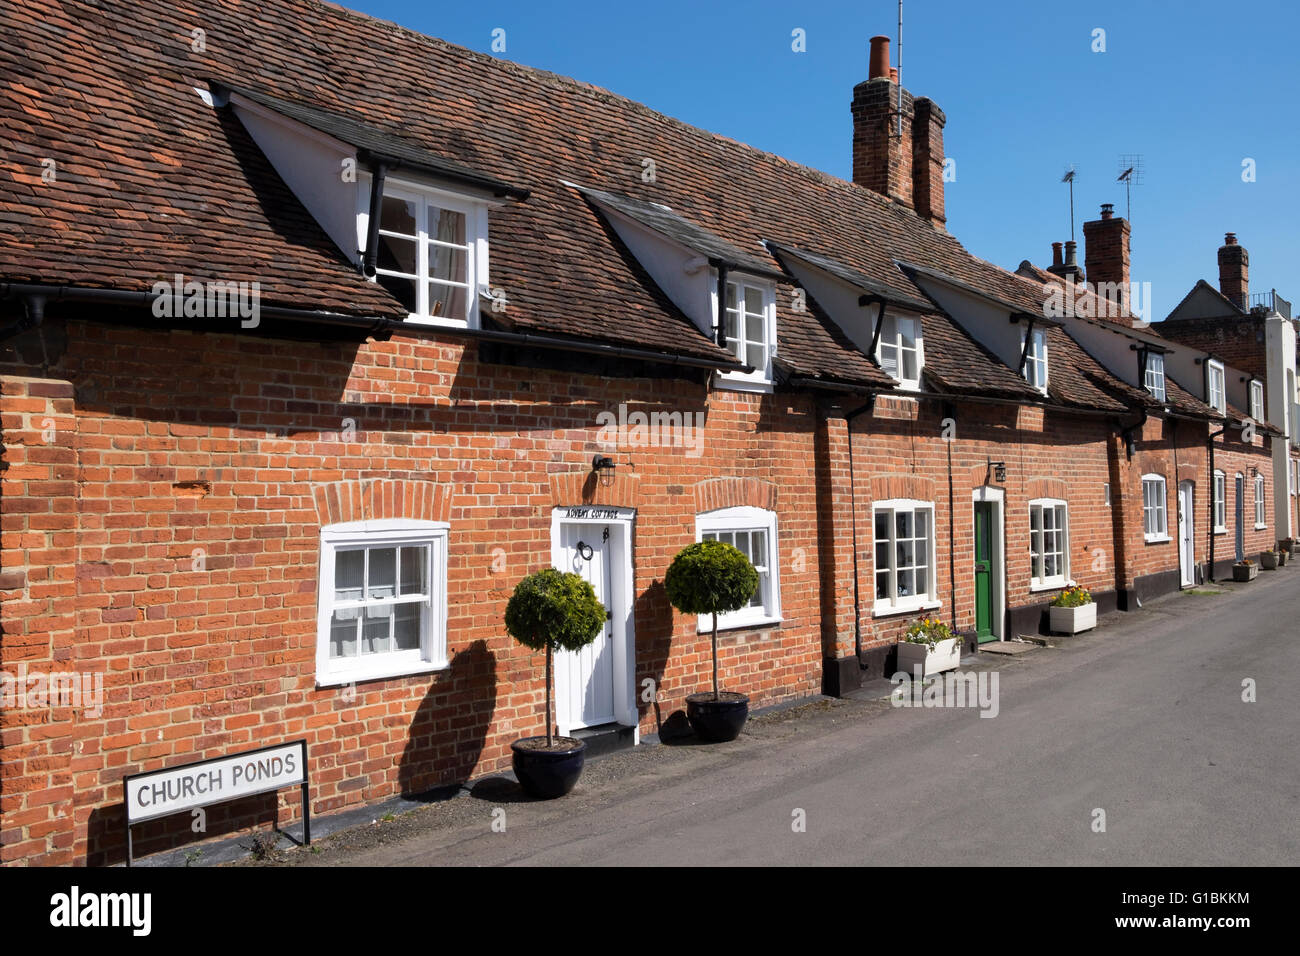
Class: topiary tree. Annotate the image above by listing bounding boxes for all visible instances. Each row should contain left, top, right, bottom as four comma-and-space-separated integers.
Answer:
504, 568, 606, 747
664, 540, 759, 700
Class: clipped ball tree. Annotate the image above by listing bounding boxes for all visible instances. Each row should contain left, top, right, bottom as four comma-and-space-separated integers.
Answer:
505, 567, 605, 748
665, 540, 759, 701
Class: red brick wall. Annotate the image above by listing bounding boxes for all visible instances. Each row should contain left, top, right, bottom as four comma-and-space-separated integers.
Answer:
1, 321, 829, 864
849, 397, 1120, 648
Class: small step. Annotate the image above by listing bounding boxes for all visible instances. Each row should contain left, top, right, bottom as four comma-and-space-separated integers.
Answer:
571, 721, 636, 759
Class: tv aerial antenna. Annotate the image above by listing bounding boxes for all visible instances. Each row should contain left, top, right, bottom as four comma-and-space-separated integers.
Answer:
1116, 154, 1144, 221
1061, 165, 1078, 242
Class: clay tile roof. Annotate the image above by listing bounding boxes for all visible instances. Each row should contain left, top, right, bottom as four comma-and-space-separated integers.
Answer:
575, 185, 781, 280
766, 242, 933, 313
217, 82, 531, 200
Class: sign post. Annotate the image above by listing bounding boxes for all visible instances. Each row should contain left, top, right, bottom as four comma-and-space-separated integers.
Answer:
122, 739, 310, 866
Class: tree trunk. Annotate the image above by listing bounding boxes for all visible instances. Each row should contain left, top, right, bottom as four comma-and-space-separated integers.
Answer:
545, 643, 553, 747
712, 613, 719, 701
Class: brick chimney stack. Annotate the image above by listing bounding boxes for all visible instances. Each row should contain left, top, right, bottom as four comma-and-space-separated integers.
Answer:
1083, 202, 1131, 316
1218, 233, 1249, 310
851, 35, 947, 225
852, 36, 913, 210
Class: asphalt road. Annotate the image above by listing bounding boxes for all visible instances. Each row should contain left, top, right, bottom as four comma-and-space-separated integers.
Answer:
306, 571, 1299, 867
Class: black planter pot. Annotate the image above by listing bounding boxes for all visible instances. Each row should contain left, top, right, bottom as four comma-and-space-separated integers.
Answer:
686, 691, 750, 742
511, 736, 586, 799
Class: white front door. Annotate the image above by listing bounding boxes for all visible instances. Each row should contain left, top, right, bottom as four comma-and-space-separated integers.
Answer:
1179, 480, 1195, 587
551, 510, 635, 733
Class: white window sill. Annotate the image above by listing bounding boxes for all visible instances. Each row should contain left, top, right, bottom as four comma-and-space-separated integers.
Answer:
1214, 527, 1227, 535
872, 599, 941, 619
1144, 534, 1172, 544
715, 372, 774, 394
1030, 578, 1073, 593
697, 614, 783, 633
1254, 523, 1268, 530
316, 658, 447, 688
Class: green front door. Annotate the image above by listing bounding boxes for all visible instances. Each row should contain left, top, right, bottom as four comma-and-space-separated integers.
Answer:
974, 502, 996, 642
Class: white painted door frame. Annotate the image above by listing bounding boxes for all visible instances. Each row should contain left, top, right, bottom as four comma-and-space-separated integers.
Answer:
550, 507, 637, 736
971, 486, 1006, 640
1178, 480, 1195, 588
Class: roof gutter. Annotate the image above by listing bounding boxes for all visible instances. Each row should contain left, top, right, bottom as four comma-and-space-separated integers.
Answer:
0, 283, 748, 372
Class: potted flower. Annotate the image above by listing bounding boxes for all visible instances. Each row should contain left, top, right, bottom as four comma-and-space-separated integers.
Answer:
665, 539, 759, 743
1049, 585, 1096, 635
1260, 549, 1279, 570
1279, 548, 1289, 567
504, 568, 606, 799
1232, 558, 1258, 581
895, 617, 962, 678
1280, 538, 1297, 557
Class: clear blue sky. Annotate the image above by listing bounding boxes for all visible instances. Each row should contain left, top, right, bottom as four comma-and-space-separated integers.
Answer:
350, 0, 1299, 320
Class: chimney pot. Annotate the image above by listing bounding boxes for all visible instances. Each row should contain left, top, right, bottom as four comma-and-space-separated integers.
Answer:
869, 36, 891, 80
1064, 240, 1078, 266
1100, 203, 1114, 220
1224, 232, 1237, 245
1051, 242, 1063, 267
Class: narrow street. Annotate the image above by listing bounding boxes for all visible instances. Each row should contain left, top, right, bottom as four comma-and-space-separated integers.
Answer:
281, 571, 1299, 867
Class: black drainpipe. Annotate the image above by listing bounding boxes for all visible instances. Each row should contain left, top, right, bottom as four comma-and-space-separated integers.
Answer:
944, 400, 958, 635
360, 161, 389, 277
0, 292, 45, 340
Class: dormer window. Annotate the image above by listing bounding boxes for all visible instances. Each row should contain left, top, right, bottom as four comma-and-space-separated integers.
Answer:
1250, 379, 1265, 422
1144, 352, 1166, 402
361, 177, 489, 328
715, 275, 775, 390
1023, 327, 1048, 394
876, 314, 923, 390
1207, 360, 1226, 415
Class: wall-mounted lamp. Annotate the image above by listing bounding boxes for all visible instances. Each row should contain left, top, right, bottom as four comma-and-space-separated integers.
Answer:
989, 461, 1007, 483
592, 454, 616, 488
1250, 466, 1259, 478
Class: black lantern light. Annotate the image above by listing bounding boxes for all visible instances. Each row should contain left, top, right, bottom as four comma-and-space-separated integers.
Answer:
592, 455, 616, 488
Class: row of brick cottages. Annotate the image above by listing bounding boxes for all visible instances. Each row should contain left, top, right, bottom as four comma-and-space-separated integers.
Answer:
0, 16, 1287, 863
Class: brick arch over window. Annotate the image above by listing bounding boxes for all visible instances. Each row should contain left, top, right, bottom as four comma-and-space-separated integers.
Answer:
1176, 463, 1200, 481
549, 470, 641, 508
869, 474, 936, 503
1024, 477, 1068, 501
694, 477, 778, 514
312, 479, 452, 526
1136, 454, 1168, 478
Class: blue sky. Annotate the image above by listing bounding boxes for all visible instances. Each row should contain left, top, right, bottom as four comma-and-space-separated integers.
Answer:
350, 0, 1299, 320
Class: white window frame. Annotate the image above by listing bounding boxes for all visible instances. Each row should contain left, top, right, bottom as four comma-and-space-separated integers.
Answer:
695, 506, 781, 630
1142, 475, 1170, 542
1255, 474, 1267, 528
713, 274, 776, 392
1207, 360, 1226, 415
872, 499, 939, 615
316, 519, 449, 686
1250, 380, 1265, 423
1213, 470, 1227, 533
358, 174, 488, 329
1028, 498, 1071, 590
1144, 352, 1166, 402
875, 313, 925, 391
1022, 326, 1048, 395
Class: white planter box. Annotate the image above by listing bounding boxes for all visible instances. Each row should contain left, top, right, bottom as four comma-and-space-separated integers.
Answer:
896, 637, 961, 677
1049, 602, 1096, 635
